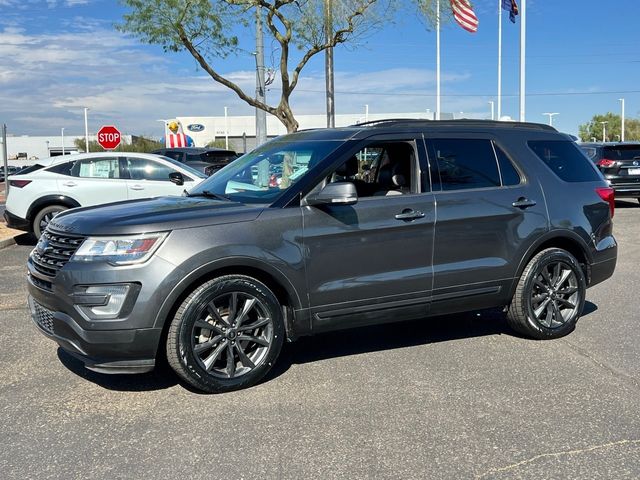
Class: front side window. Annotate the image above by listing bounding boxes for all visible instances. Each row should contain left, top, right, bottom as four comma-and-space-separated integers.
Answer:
326, 141, 417, 197
188, 138, 342, 204
70, 158, 120, 179
528, 140, 601, 182
431, 139, 500, 191
125, 158, 176, 181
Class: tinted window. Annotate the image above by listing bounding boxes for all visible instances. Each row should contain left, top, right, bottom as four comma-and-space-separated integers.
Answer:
126, 158, 176, 181
431, 139, 500, 191
47, 162, 73, 176
494, 145, 521, 186
528, 141, 601, 182
70, 158, 120, 179
19, 164, 45, 175
163, 151, 184, 162
602, 145, 640, 161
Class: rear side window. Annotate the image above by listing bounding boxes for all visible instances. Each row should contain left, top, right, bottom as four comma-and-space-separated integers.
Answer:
494, 145, 521, 186
18, 164, 45, 175
528, 141, 600, 182
602, 145, 640, 161
69, 158, 120, 179
47, 162, 73, 176
431, 139, 500, 191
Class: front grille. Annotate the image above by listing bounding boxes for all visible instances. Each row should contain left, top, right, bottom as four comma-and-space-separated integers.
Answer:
30, 229, 86, 277
33, 301, 55, 334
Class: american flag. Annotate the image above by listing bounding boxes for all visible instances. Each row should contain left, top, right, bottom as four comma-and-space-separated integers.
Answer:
502, 0, 519, 23
450, 0, 479, 33
166, 133, 189, 147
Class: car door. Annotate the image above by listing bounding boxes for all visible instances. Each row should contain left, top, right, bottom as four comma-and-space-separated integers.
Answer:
302, 135, 435, 332
55, 156, 128, 206
123, 156, 193, 199
425, 135, 548, 314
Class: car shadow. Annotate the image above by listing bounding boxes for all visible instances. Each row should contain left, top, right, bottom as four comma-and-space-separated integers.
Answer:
615, 199, 640, 208
57, 302, 600, 393
15, 233, 37, 246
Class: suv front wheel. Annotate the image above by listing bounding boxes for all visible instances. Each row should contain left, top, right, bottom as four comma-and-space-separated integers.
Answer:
167, 275, 285, 393
507, 248, 586, 339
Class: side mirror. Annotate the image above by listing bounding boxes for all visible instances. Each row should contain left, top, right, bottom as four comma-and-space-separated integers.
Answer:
304, 182, 358, 206
169, 172, 184, 186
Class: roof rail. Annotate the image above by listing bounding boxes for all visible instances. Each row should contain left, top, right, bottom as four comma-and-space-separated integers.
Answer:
349, 118, 556, 132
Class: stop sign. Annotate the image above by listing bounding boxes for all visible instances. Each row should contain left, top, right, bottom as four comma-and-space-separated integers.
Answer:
97, 125, 121, 150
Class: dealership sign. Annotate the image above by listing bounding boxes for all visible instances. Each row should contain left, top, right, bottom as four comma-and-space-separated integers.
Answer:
187, 124, 205, 132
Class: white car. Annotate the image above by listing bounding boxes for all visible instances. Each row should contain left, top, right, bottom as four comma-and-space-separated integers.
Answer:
4, 152, 206, 238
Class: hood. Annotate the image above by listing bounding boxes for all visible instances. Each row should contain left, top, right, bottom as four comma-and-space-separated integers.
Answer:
48, 196, 265, 236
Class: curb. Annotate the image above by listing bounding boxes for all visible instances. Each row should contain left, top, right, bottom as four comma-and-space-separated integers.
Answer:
0, 234, 18, 250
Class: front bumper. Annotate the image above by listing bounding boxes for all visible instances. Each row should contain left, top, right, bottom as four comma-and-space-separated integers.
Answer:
4, 209, 30, 231
26, 252, 178, 374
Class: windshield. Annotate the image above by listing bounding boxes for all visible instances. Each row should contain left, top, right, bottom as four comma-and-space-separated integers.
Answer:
602, 145, 640, 161
188, 139, 342, 204
159, 155, 207, 179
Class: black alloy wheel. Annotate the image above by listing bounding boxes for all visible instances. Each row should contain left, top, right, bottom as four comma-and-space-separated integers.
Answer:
167, 275, 284, 393
507, 248, 586, 339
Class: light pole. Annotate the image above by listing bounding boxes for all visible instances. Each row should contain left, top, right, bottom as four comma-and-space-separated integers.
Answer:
83, 107, 90, 153
619, 98, 625, 142
365, 104, 369, 123
61, 128, 65, 155
599, 121, 608, 142
489, 101, 495, 121
542, 112, 559, 126
224, 106, 229, 150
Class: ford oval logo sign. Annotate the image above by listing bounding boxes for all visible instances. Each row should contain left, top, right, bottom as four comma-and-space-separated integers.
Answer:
187, 124, 205, 132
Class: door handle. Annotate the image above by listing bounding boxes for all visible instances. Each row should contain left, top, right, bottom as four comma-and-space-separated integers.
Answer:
62, 181, 77, 187
512, 197, 537, 209
395, 209, 425, 221
130, 184, 145, 191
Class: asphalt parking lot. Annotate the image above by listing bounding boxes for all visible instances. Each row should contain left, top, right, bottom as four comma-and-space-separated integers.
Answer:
1, 202, 639, 479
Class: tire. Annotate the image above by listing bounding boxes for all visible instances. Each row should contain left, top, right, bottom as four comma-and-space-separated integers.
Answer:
166, 275, 285, 393
507, 248, 586, 339
32, 205, 68, 239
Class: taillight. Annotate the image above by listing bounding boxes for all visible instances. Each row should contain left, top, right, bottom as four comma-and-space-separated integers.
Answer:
596, 158, 616, 168
596, 187, 615, 217
9, 179, 31, 188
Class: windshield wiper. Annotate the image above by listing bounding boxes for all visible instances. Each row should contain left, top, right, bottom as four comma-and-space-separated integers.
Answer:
184, 190, 232, 201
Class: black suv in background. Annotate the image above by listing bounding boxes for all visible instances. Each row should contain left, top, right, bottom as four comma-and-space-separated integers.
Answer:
580, 142, 640, 202
27, 120, 617, 393
152, 147, 239, 176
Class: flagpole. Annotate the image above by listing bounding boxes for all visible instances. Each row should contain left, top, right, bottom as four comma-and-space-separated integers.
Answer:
436, 0, 441, 120
519, 0, 526, 122
497, 0, 502, 121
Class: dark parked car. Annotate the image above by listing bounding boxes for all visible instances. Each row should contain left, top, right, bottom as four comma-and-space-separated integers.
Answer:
152, 147, 239, 176
580, 142, 640, 202
0, 165, 21, 182
27, 120, 617, 393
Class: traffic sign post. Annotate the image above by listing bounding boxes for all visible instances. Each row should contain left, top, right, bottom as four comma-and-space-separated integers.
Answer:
97, 125, 121, 150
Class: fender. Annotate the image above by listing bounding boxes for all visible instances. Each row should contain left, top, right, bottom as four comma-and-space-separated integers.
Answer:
508, 229, 593, 299
26, 195, 81, 222
153, 255, 306, 337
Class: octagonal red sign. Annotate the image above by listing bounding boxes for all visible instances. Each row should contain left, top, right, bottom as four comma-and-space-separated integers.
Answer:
97, 125, 121, 150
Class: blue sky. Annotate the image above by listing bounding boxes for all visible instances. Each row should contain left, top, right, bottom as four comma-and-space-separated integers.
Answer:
1, 0, 638, 138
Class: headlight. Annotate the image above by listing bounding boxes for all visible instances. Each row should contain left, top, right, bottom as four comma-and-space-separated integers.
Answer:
71, 232, 168, 265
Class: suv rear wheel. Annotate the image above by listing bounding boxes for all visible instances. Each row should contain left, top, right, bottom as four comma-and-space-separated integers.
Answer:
507, 248, 586, 339
166, 275, 285, 393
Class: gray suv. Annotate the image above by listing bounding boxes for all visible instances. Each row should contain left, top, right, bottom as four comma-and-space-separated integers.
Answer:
27, 120, 617, 393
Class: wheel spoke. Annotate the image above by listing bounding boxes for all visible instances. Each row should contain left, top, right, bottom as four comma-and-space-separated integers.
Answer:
202, 342, 227, 371
238, 334, 269, 347
534, 297, 551, 319
207, 302, 227, 326
235, 298, 256, 327
194, 318, 224, 334
552, 301, 563, 324
557, 286, 578, 295
541, 267, 553, 287
532, 292, 548, 304
193, 335, 223, 354
554, 268, 572, 289
227, 293, 238, 324
226, 344, 236, 378
556, 297, 576, 309
238, 316, 270, 332
544, 302, 555, 327
552, 263, 561, 286
236, 343, 256, 369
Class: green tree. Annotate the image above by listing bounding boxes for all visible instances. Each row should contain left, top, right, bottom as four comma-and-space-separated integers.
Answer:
74, 136, 164, 153
206, 139, 229, 149
579, 113, 640, 142
118, 1, 437, 133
